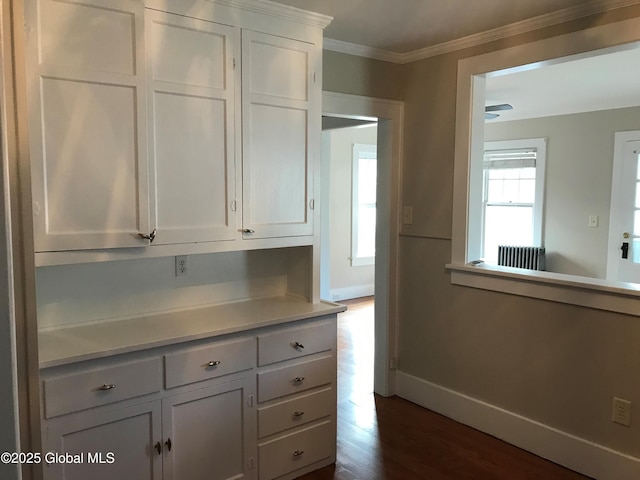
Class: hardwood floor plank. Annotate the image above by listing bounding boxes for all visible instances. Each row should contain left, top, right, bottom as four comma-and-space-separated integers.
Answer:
298, 297, 592, 480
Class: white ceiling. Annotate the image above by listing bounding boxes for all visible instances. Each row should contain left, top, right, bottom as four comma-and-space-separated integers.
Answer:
269, 0, 640, 120
269, 0, 592, 53
485, 45, 640, 122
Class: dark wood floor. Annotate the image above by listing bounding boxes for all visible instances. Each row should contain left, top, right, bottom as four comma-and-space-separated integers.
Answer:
299, 297, 591, 480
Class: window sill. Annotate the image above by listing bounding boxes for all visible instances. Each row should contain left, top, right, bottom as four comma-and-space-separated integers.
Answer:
446, 263, 640, 317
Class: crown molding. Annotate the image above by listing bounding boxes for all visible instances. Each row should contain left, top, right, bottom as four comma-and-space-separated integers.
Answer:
322, 38, 403, 63
219, 0, 333, 28
323, 0, 640, 64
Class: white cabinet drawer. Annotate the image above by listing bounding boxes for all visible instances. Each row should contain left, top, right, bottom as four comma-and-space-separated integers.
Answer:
258, 421, 333, 480
43, 358, 161, 418
164, 337, 255, 388
257, 356, 333, 403
258, 388, 333, 438
258, 320, 335, 366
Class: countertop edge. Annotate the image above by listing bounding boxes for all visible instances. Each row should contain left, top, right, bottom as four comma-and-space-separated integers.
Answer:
39, 297, 347, 369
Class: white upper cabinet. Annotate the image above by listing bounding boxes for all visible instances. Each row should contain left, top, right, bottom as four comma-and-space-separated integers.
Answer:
241, 30, 319, 239
24, 0, 329, 259
25, 0, 150, 251
146, 10, 237, 245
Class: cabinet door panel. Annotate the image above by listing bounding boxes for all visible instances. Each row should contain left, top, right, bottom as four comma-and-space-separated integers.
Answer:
150, 19, 227, 88
43, 401, 161, 480
242, 30, 317, 239
153, 92, 230, 237
162, 379, 251, 480
38, 0, 136, 75
40, 79, 141, 236
147, 11, 236, 245
248, 40, 308, 101
248, 104, 307, 226
26, 0, 150, 251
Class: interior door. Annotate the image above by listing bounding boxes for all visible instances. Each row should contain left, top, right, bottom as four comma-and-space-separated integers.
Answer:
607, 132, 640, 283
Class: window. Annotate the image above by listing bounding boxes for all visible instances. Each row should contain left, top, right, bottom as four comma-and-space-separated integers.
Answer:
351, 143, 377, 266
470, 139, 546, 263
481, 139, 546, 263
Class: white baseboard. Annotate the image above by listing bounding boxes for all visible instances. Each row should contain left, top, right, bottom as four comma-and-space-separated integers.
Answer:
396, 371, 640, 480
330, 284, 374, 301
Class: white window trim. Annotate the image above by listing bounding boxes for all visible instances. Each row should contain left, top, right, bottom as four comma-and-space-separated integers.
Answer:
351, 143, 376, 267
449, 16, 640, 317
478, 138, 546, 261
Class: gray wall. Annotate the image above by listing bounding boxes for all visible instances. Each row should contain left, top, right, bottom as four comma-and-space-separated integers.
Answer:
324, 2, 640, 460
485, 106, 640, 278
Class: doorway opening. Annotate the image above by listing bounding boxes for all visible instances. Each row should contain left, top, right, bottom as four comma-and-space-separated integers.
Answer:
321, 115, 378, 406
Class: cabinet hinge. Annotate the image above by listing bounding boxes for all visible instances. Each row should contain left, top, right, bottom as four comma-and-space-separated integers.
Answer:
230, 200, 237, 212
309, 199, 315, 210
249, 457, 255, 470
233, 58, 236, 69
248, 394, 254, 407
313, 71, 316, 83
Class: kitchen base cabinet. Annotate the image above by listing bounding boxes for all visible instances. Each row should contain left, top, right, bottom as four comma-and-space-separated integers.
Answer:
43, 401, 162, 480
162, 379, 253, 480
39, 307, 342, 480
42, 377, 253, 480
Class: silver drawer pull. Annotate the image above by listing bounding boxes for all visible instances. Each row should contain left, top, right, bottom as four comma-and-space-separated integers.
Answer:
206, 361, 221, 367
293, 450, 304, 457
293, 376, 305, 384
98, 384, 116, 391
293, 411, 305, 417
293, 341, 304, 349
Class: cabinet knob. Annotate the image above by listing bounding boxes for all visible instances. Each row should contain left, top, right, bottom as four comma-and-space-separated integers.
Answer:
293, 411, 305, 417
155, 442, 162, 455
206, 360, 221, 367
293, 450, 305, 457
241, 228, 255, 234
165, 438, 172, 452
98, 384, 116, 391
293, 341, 304, 349
293, 376, 305, 384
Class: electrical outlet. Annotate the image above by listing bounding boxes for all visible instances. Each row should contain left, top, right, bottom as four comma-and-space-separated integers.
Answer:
175, 255, 188, 277
612, 397, 631, 426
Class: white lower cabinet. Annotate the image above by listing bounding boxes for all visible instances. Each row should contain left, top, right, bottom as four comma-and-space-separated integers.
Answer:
255, 321, 337, 479
41, 315, 337, 480
161, 379, 253, 480
43, 376, 253, 480
43, 400, 162, 480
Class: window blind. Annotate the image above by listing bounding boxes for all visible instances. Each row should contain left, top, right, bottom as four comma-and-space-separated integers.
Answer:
483, 148, 536, 169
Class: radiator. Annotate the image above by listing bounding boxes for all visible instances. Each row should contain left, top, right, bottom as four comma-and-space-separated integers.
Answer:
497, 246, 546, 271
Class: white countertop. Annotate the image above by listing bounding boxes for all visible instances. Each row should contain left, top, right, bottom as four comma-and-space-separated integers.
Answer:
39, 296, 346, 369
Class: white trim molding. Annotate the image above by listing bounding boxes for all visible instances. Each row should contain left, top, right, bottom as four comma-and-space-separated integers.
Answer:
323, 0, 640, 64
396, 371, 640, 480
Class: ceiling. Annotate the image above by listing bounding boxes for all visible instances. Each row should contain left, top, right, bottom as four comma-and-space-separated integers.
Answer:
271, 0, 640, 121
485, 45, 640, 122
271, 0, 604, 53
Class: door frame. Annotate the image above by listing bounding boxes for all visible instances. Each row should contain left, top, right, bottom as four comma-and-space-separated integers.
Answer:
322, 91, 404, 397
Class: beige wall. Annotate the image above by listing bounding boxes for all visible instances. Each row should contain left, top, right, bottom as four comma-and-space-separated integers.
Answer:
323, 50, 404, 101
324, 2, 640, 460
485, 106, 640, 278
